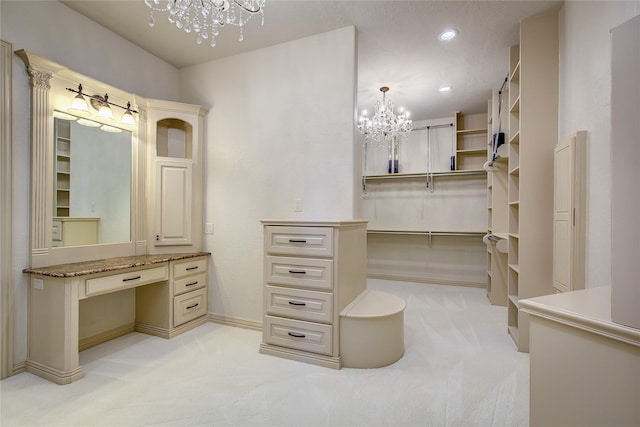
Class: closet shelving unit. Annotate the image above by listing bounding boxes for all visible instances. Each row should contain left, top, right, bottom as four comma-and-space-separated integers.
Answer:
362, 114, 488, 286
455, 112, 488, 171
485, 87, 509, 306
506, 11, 558, 352
54, 118, 71, 217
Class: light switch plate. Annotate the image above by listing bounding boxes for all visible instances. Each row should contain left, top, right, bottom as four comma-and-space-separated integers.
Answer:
33, 278, 44, 290
204, 223, 214, 235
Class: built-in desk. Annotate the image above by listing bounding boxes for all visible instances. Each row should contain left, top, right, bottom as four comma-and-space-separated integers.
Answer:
521, 287, 640, 427
23, 252, 210, 385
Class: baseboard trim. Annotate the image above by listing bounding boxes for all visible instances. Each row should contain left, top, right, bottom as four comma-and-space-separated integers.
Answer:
12, 361, 25, 376
25, 359, 84, 385
367, 273, 485, 288
135, 315, 209, 339
208, 314, 262, 331
79, 323, 135, 352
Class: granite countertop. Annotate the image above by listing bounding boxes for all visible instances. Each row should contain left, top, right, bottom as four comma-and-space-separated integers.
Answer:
23, 252, 210, 278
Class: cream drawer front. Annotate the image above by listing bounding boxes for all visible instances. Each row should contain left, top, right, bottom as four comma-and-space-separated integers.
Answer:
263, 315, 333, 355
266, 256, 333, 290
174, 272, 207, 296
265, 226, 333, 257
173, 257, 208, 280
173, 288, 207, 327
266, 285, 332, 323
85, 266, 168, 297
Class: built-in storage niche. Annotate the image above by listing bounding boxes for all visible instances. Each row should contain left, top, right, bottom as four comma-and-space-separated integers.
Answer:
156, 118, 193, 159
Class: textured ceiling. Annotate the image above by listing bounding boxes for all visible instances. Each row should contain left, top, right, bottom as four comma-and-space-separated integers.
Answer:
60, 0, 561, 120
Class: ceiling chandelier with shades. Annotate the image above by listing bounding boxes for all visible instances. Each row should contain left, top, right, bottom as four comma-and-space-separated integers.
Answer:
357, 86, 413, 148
145, 0, 267, 47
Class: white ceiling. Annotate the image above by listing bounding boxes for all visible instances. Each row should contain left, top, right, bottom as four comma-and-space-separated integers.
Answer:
60, 0, 561, 120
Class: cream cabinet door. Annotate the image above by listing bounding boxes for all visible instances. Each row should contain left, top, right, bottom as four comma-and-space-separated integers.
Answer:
553, 131, 586, 292
154, 160, 193, 246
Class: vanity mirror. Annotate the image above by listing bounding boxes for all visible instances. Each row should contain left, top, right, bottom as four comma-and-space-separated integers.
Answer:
52, 112, 132, 247
17, 49, 145, 267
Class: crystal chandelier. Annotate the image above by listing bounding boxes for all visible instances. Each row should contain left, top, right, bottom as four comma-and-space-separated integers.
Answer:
357, 86, 413, 148
145, 0, 267, 47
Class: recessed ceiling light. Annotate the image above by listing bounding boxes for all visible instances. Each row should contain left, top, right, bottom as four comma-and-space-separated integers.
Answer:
438, 28, 458, 41
439, 85, 452, 92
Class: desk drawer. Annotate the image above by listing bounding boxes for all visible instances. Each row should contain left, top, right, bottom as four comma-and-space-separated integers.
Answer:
173, 288, 207, 327
85, 266, 168, 297
173, 257, 208, 280
265, 226, 333, 257
266, 256, 333, 290
174, 272, 207, 296
263, 315, 332, 356
266, 285, 332, 323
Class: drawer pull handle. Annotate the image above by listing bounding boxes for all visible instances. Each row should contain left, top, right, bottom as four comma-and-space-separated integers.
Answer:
288, 270, 306, 275
288, 332, 306, 338
288, 239, 307, 243
186, 281, 199, 287
288, 301, 306, 306
186, 303, 199, 310
122, 276, 141, 282
186, 266, 199, 271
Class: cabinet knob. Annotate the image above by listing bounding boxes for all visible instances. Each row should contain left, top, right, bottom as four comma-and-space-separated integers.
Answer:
287, 332, 306, 338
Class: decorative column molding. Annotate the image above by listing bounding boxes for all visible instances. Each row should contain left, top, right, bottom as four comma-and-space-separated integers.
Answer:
28, 68, 52, 254
1, 40, 14, 379
135, 105, 148, 252
15, 50, 67, 264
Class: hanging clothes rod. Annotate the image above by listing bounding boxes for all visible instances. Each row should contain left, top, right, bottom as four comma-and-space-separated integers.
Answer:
367, 230, 485, 237
412, 123, 454, 131
363, 170, 486, 180
367, 229, 485, 247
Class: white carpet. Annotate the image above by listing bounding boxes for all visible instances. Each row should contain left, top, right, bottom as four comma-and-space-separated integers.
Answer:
1, 279, 530, 426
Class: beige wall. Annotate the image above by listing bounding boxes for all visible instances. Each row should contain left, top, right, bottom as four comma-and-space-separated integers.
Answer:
558, 1, 640, 289
179, 27, 358, 324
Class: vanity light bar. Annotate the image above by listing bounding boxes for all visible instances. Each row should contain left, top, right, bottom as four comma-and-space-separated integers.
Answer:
65, 84, 139, 115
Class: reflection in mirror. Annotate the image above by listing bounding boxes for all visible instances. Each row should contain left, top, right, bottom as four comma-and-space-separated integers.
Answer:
53, 111, 132, 247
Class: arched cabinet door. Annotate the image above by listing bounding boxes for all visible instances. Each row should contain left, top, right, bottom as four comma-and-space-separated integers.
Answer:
147, 100, 208, 251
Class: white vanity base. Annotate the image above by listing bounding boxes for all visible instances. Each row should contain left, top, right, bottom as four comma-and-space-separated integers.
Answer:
24, 253, 210, 385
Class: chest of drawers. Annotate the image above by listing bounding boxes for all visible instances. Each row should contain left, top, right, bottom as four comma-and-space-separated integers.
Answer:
259, 220, 367, 369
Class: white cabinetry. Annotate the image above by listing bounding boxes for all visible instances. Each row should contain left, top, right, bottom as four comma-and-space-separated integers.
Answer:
506, 11, 559, 352
553, 131, 586, 293
259, 220, 367, 369
147, 100, 207, 251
